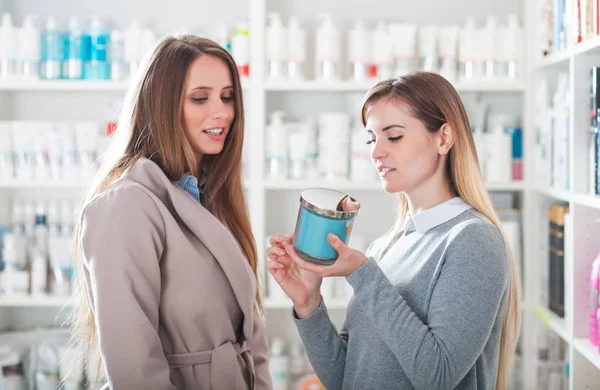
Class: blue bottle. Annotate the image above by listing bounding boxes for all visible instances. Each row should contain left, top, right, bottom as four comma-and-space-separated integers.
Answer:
63, 16, 86, 79
40, 15, 64, 79
84, 16, 110, 80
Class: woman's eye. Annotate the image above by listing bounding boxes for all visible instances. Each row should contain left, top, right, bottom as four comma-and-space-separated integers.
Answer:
191, 97, 207, 103
388, 136, 402, 142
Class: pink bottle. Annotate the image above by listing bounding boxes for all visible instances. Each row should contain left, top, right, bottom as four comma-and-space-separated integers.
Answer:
591, 252, 600, 346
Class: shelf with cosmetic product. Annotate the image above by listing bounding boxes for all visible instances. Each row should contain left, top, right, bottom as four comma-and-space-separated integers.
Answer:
0, 0, 538, 389
529, 0, 600, 382
254, 3, 533, 389
0, 79, 255, 92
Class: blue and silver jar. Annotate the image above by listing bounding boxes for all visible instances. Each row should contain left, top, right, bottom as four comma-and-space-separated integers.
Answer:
293, 188, 360, 265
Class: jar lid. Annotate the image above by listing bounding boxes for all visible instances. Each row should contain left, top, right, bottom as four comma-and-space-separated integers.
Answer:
300, 188, 360, 219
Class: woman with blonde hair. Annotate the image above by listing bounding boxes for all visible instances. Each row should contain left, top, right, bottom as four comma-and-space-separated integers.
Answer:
72, 35, 271, 389
267, 72, 521, 390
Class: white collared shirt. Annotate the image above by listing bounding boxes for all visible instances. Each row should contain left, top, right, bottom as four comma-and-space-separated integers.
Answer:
403, 197, 473, 235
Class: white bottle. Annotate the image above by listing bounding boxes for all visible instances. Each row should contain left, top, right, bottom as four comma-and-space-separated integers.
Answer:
33, 123, 52, 181
109, 30, 125, 81
60, 123, 78, 180
231, 23, 250, 78
24, 199, 36, 238
0, 121, 14, 181
18, 15, 40, 79
482, 15, 497, 79
124, 20, 142, 77
287, 16, 306, 81
266, 13, 287, 80
418, 25, 438, 72
3, 233, 25, 271
504, 14, 522, 80
350, 118, 375, 182
63, 16, 84, 80
302, 119, 319, 180
372, 22, 393, 80
11, 198, 25, 235
31, 250, 47, 296
287, 124, 309, 180
318, 113, 350, 179
458, 16, 477, 81
140, 28, 157, 62
389, 23, 417, 76
47, 124, 63, 180
265, 111, 288, 180
47, 199, 60, 236
348, 21, 370, 81
485, 115, 513, 183
269, 338, 288, 390
0, 13, 17, 79
315, 14, 341, 81
40, 15, 63, 80
437, 26, 459, 83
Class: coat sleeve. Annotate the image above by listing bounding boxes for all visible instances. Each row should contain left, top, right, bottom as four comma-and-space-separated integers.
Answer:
249, 304, 272, 389
80, 185, 177, 390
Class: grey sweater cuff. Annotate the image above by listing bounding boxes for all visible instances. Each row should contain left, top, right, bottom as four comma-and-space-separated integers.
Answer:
346, 256, 378, 290
292, 297, 328, 325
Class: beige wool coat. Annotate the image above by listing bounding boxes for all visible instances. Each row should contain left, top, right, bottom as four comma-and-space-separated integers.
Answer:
80, 157, 272, 390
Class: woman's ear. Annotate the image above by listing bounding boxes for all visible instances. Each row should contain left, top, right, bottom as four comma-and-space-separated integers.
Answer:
437, 123, 455, 155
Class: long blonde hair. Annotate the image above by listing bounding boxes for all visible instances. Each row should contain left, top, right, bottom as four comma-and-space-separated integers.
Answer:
361, 72, 521, 390
69, 35, 261, 381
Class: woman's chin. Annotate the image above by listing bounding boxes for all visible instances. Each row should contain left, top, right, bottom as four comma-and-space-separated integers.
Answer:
381, 179, 403, 194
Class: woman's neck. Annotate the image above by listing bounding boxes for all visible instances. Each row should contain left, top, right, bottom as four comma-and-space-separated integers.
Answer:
405, 175, 455, 215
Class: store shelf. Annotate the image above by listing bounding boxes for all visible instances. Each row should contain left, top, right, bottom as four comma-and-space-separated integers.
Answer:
0, 79, 129, 92
0, 180, 90, 189
263, 180, 526, 192
453, 81, 525, 92
485, 181, 526, 191
265, 80, 374, 92
535, 305, 571, 343
536, 51, 572, 68
572, 193, 600, 210
265, 80, 524, 93
574, 35, 600, 57
573, 338, 600, 370
263, 180, 383, 191
535, 186, 572, 202
0, 79, 254, 92
0, 295, 72, 308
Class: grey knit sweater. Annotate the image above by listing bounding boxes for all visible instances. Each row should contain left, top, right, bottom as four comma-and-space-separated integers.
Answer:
294, 198, 509, 390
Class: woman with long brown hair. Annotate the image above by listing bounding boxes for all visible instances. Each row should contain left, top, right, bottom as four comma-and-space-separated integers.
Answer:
72, 35, 271, 389
267, 72, 521, 389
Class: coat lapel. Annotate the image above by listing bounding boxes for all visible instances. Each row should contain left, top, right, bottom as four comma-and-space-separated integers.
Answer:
124, 158, 256, 340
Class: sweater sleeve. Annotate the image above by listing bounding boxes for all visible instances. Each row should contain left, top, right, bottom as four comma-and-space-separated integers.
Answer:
80, 186, 177, 390
292, 299, 349, 390
346, 221, 510, 390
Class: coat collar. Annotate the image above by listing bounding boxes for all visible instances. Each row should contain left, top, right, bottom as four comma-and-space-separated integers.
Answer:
116, 157, 256, 340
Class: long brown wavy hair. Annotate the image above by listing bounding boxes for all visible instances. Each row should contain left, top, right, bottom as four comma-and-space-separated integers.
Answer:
361, 72, 521, 390
69, 35, 261, 381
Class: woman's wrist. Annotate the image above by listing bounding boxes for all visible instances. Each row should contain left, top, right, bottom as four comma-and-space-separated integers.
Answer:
293, 291, 322, 319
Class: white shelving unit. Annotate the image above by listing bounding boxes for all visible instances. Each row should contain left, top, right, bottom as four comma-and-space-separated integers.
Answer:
527, 0, 600, 385
264, 80, 525, 92
0, 0, 560, 388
